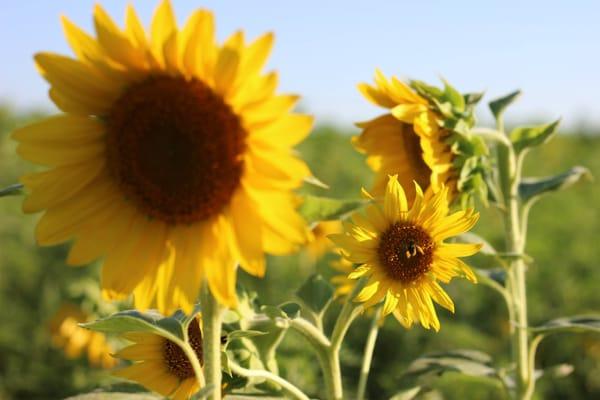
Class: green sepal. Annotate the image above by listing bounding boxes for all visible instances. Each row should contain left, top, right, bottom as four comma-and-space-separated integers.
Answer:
489, 90, 521, 122
531, 315, 600, 335
510, 119, 561, 154
519, 166, 592, 204
298, 195, 365, 224
441, 78, 465, 112
81, 309, 185, 341
296, 274, 335, 315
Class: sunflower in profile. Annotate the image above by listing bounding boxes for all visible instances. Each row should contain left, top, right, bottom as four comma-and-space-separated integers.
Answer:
13, 0, 312, 312
49, 303, 117, 368
354, 70, 457, 202
329, 175, 481, 331
305, 221, 342, 261
114, 318, 203, 399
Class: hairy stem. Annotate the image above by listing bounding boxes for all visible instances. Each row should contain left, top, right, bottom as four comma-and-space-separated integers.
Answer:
357, 307, 381, 400
200, 283, 223, 400
229, 361, 311, 400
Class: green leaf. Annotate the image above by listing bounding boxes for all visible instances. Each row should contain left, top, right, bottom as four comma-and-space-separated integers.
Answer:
520, 166, 592, 204
279, 302, 301, 319
476, 268, 507, 287
510, 120, 561, 154
390, 387, 422, 400
82, 310, 185, 341
296, 274, 335, 315
531, 315, 600, 335
405, 349, 498, 381
65, 394, 160, 400
298, 195, 365, 224
464, 92, 484, 108
489, 90, 521, 121
0, 183, 23, 197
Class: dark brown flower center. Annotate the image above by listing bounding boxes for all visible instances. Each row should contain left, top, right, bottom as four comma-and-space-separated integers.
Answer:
106, 76, 246, 224
163, 320, 203, 380
377, 222, 434, 283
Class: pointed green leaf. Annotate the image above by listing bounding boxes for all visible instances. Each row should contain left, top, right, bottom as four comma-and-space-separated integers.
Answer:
510, 120, 561, 154
464, 92, 484, 108
531, 315, 600, 335
489, 90, 521, 120
405, 350, 498, 382
296, 274, 335, 315
298, 195, 365, 224
82, 310, 185, 341
520, 166, 592, 203
0, 183, 23, 197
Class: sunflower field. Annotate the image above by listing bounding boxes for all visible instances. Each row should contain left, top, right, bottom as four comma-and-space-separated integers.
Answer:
0, 1, 599, 400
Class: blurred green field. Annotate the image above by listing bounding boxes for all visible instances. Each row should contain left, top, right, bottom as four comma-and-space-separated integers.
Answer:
1, 104, 598, 399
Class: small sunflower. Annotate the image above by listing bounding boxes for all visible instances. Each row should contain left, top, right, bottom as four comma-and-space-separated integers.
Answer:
305, 221, 342, 261
329, 256, 355, 297
13, 0, 312, 312
354, 70, 457, 202
330, 175, 481, 331
49, 303, 117, 368
114, 318, 203, 399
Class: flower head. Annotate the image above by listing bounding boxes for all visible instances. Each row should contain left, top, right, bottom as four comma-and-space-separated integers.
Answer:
49, 303, 116, 368
354, 70, 488, 206
114, 318, 204, 400
330, 176, 481, 331
305, 221, 342, 261
13, 0, 312, 312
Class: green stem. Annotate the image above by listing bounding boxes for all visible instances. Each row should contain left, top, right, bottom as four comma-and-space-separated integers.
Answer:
200, 283, 223, 400
229, 361, 311, 400
357, 307, 381, 400
498, 142, 531, 400
180, 333, 206, 390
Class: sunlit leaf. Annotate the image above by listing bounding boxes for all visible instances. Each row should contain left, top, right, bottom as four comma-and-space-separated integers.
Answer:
82, 310, 185, 341
520, 166, 592, 204
489, 90, 521, 121
510, 120, 561, 154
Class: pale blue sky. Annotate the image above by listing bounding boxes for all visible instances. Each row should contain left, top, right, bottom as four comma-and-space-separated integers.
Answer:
1, 1, 598, 128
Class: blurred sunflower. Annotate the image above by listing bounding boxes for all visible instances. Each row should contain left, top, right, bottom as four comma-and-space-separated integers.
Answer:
354, 71, 458, 202
114, 318, 203, 399
305, 221, 342, 261
330, 175, 481, 331
329, 256, 355, 297
13, 0, 312, 312
49, 303, 116, 369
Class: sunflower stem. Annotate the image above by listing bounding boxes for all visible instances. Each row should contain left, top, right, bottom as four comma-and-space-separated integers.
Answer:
200, 283, 223, 400
357, 307, 381, 400
228, 360, 311, 400
180, 330, 206, 391
498, 138, 532, 400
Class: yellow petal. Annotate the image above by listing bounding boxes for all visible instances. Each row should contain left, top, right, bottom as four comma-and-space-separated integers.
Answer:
231, 190, 265, 277
180, 10, 215, 79
204, 215, 238, 308
383, 175, 408, 221
250, 114, 313, 148
151, 0, 177, 67
355, 278, 380, 303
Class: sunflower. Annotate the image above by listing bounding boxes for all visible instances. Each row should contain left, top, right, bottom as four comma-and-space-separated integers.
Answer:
305, 221, 342, 261
354, 70, 456, 202
329, 175, 481, 331
114, 318, 203, 399
329, 256, 355, 297
49, 303, 117, 368
13, 0, 312, 312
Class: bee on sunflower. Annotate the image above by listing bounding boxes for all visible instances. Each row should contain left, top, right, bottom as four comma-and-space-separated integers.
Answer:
329, 175, 481, 331
354, 70, 489, 207
12, 0, 313, 313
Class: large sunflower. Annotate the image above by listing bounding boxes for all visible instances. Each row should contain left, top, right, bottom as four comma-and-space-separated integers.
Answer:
330, 176, 480, 331
114, 318, 204, 399
13, 1, 312, 312
49, 303, 117, 368
354, 70, 456, 202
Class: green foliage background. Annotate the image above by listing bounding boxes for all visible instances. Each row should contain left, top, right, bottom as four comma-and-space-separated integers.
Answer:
0, 105, 598, 399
